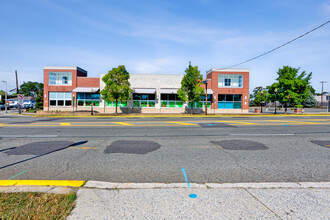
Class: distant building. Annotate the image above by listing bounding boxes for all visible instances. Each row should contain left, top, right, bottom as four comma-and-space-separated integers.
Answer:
43, 66, 249, 113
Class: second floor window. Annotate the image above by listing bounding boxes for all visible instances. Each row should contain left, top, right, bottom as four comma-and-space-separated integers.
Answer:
219, 74, 243, 88
49, 72, 72, 85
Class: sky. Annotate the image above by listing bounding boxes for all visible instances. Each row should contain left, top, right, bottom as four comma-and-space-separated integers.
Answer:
0, 0, 329, 93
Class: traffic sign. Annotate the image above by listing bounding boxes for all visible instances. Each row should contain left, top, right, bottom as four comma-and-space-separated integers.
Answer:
18, 94, 24, 99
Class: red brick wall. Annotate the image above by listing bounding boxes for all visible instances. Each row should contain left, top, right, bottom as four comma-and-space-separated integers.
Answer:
77, 77, 100, 87
43, 68, 100, 110
43, 69, 78, 108
207, 70, 249, 110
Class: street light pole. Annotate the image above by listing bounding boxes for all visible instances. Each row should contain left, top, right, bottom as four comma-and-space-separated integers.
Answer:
1, 81, 7, 113
274, 88, 277, 114
91, 89, 94, 116
260, 90, 263, 113
203, 80, 209, 115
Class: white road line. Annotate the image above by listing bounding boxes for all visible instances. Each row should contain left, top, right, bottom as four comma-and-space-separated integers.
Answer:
0, 135, 59, 138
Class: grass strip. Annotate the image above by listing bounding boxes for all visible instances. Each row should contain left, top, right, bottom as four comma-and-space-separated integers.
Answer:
0, 192, 76, 219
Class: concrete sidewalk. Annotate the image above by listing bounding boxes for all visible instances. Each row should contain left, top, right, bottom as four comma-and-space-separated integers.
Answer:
68, 182, 330, 219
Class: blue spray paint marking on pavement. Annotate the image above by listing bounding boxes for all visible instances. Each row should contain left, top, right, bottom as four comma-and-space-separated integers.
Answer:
7, 171, 26, 180
182, 168, 197, 198
206, 124, 214, 126
282, 125, 289, 126
189, 194, 197, 198
182, 168, 191, 188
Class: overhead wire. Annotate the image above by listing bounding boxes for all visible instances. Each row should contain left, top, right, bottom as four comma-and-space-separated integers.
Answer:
221, 20, 330, 69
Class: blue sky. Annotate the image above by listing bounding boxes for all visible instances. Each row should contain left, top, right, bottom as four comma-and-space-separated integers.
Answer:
0, 0, 329, 93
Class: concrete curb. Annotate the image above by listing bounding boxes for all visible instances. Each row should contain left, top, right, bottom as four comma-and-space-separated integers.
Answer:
84, 181, 330, 189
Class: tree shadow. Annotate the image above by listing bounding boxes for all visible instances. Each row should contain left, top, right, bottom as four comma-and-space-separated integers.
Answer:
0, 141, 88, 170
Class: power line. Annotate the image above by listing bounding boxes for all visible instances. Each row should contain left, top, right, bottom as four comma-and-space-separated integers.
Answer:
221, 20, 330, 69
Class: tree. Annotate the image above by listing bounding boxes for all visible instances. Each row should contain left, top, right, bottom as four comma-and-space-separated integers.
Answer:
177, 63, 204, 114
302, 94, 317, 107
251, 86, 268, 106
19, 81, 44, 109
0, 90, 4, 103
19, 81, 43, 97
101, 65, 132, 115
268, 66, 314, 113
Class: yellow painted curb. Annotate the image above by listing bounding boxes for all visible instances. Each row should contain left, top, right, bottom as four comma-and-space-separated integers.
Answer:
28, 114, 330, 118
0, 180, 85, 187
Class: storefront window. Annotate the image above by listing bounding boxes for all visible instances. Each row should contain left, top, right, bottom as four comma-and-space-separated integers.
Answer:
77, 92, 100, 107
49, 92, 72, 107
133, 93, 156, 108
218, 94, 242, 109
160, 93, 183, 108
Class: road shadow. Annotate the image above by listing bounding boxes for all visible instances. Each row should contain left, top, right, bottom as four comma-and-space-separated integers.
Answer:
0, 141, 88, 170
0, 147, 16, 153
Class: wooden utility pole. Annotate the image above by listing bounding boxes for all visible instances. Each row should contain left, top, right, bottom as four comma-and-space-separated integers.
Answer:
15, 70, 21, 114
320, 81, 327, 103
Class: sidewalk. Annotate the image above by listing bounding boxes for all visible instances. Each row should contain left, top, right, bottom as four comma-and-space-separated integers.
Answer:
68, 182, 330, 219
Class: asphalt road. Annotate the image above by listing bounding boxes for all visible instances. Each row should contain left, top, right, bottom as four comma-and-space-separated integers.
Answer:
0, 114, 329, 183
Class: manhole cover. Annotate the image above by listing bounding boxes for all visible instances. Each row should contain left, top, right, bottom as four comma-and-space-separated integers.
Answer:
5, 141, 74, 156
310, 140, 330, 148
104, 140, 161, 154
211, 140, 268, 150
199, 123, 235, 128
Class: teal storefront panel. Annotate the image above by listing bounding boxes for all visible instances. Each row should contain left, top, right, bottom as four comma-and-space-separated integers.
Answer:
218, 102, 225, 109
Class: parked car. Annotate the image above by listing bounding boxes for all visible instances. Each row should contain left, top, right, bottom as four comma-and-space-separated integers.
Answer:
0, 104, 5, 110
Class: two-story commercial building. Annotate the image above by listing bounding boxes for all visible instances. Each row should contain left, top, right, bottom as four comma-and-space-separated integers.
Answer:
43, 66, 249, 113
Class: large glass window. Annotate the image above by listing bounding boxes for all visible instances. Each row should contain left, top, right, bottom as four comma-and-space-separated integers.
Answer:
49, 72, 72, 85
218, 74, 243, 88
188, 94, 211, 109
77, 92, 100, 107
105, 101, 127, 107
49, 92, 72, 107
160, 94, 183, 108
218, 94, 242, 109
133, 93, 156, 108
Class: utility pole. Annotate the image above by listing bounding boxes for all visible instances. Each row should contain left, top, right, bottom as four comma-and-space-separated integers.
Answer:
15, 70, 21, 114
320, 81, 327, 104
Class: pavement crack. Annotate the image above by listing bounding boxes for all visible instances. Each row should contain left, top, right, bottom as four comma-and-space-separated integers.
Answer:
244, 188, 283, 220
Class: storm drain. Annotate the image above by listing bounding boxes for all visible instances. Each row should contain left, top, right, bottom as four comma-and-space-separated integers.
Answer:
104, 140, 161, 154
310, 140, 330, 148
5, 141, 74, 156
211, 140, 268, 150
199, 123, 235, 128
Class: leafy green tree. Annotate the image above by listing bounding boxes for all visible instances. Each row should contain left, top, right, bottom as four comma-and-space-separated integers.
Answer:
0, 90, 4, 103
19, 81, 44, 109
268, 66, 314, 113
101, 65, 132, 115
251, 86, 268, 106
19, 81, 43, 97
177, 63, 204, 114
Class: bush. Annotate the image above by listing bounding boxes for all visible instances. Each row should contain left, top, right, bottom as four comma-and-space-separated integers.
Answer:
294, 105, 303, 109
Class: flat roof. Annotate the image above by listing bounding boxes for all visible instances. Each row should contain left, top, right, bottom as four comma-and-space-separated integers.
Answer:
44, 66, 87, 73
206, 68, 249, 74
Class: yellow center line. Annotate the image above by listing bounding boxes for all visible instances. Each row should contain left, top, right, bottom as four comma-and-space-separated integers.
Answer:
60, 123, 71, 126
166, 121, 198, 126
112, 122, 134, 126
0, 123, 8, 127
265, 120, 320, 124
